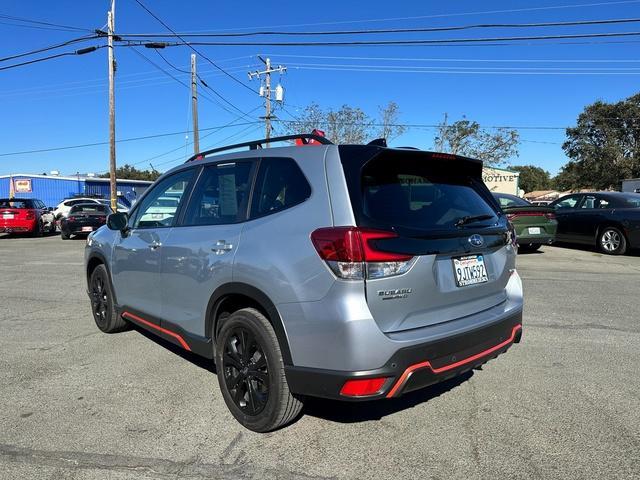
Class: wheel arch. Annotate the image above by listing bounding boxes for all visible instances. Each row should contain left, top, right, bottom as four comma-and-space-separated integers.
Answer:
86, 252, 119, 305
596, 221, 628, 244
207, 283, 292, 365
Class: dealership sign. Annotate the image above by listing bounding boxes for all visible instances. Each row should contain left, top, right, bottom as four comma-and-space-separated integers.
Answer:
13, 179, 32, 193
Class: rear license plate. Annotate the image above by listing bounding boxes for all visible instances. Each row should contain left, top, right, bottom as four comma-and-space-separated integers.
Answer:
528, 227, 541, 234
81, 226, 93, 232
453, 255, 488, 287
2, 214, 14, 219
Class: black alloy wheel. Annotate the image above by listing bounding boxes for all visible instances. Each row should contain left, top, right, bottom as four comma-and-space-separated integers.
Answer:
222, 326, 269, 416
90, 272, 110, 330
215, 308, 303, 432
89, 265, 127, 333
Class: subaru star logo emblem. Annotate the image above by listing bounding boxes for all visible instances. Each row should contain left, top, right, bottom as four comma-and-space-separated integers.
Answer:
469, 234, 484, 247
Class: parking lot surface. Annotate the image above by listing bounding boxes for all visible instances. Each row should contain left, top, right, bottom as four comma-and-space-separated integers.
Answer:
0, 234, 638, 480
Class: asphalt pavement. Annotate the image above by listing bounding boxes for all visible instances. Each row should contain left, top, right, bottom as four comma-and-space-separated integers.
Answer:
0, 233, 638, 479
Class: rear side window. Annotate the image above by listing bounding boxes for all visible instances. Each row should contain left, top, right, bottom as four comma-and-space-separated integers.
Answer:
183, 161, 254, 226
250, 157, 311, 218
359, 156, 497, 231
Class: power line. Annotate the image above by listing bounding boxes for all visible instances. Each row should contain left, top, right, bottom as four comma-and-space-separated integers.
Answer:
263, 53, 640, 64
0, 34, 99, 63
0, 13, 93, 32
0, 45, 102, 72
121, 30, 640, 47
0, 121, 261, 157
131, 0, 258, 101
116, 17, 640, 38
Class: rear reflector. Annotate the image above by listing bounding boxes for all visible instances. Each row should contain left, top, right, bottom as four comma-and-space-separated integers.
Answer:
310, 227, 414, 280
340, 377, 388, 397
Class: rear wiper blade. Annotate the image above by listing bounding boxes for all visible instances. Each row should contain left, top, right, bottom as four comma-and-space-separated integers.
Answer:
455, 214, 495, 227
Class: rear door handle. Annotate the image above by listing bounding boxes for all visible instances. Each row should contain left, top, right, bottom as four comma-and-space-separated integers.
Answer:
212, 240, 233, 255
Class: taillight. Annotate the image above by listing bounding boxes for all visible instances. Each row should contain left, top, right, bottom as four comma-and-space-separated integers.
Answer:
506, 213, 515, 221
505, 222, 517, 247
67, 216, 76, 222
310, 227, 414, 280
545, 212, 556, 220
25, 210, 35, 220
97, 216, 106, 222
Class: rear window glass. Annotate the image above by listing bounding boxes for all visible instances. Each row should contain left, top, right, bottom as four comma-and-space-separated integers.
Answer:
360, 157, 497, 231
0, 199, 32, 209
70, 205, 109, 214
494, 193, 530, 208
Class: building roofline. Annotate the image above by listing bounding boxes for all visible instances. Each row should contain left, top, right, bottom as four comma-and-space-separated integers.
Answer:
483, 166, 519, 174
0, 173, 151, 184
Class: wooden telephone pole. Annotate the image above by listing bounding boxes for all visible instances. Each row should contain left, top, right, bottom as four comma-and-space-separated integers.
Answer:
107, 0, 117, 212
248, 57, 286, 145
190, 54, 200, 155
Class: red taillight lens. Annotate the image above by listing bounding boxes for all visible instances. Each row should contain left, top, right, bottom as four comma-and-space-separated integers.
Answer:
25, 210, 35, 220
310, 227, 364, 262
67, 216, 76, 222
97, 216, 106, 222
545, 212, 556, 220
340, 377, 388, 397
506, 213, 515, 220
311, 227, 414, 280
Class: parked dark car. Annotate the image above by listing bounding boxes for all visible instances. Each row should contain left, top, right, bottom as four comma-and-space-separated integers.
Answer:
549, 192, 640, 255
0, 198, 56, 236
492, 193, 557, 252
60, 203, 110, 239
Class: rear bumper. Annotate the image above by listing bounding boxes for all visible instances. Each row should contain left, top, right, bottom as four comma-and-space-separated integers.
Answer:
285, 310, 522, 401
0, 219, 37, 233
517, 234, 555, 246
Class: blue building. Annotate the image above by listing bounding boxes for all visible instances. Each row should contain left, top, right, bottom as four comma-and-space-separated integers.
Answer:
0, 174, 152, 208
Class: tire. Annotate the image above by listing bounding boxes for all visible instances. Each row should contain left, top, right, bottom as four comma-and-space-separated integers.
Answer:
215, 308, 303, 432
89, 264, 128, 333
31, 221, 43, 238
49, 221, 57, 234
598, 226, 627, 255
60, 231, 70, 240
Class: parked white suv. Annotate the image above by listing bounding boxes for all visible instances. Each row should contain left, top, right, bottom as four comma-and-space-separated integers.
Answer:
54, 198, 128, 219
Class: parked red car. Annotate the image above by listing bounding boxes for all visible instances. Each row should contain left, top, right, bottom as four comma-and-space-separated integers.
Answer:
0, 198, 56, 236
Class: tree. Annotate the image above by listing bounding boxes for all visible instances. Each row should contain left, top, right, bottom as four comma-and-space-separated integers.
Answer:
552, 161, 583, 191
434, 115, 519, 166
99, 164, 161, 181
282, 101, 405, 144
511, 165, 552, 193
562, 93, 640, 190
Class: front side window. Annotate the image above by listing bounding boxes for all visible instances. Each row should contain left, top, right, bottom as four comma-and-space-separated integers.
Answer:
580, 196, 596, 209
250, 157, 311, 218
183, 161, 254, 226
131, 169, 194, 229
554, 196, 580, 210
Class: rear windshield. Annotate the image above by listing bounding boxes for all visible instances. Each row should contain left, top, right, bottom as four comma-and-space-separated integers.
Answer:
70, 204, 109, 214
359, 155, 497, 231
493, 193, 530, 208
0, 199, 32, 209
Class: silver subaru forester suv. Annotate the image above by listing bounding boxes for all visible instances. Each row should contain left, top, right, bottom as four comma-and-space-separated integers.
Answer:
85, 134, 523, 432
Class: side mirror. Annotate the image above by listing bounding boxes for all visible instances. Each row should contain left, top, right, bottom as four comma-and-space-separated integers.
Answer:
107, 212, 128, 232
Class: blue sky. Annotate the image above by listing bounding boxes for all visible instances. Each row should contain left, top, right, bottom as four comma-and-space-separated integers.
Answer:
1, 0, 639, 177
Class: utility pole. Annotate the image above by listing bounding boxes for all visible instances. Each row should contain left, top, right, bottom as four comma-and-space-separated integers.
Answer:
190, 53, 200, 155
107, 0, 117, 212
248, 57, 286, 145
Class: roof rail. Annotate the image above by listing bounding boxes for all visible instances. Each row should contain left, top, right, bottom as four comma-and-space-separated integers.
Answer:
185, 133, 333, 163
